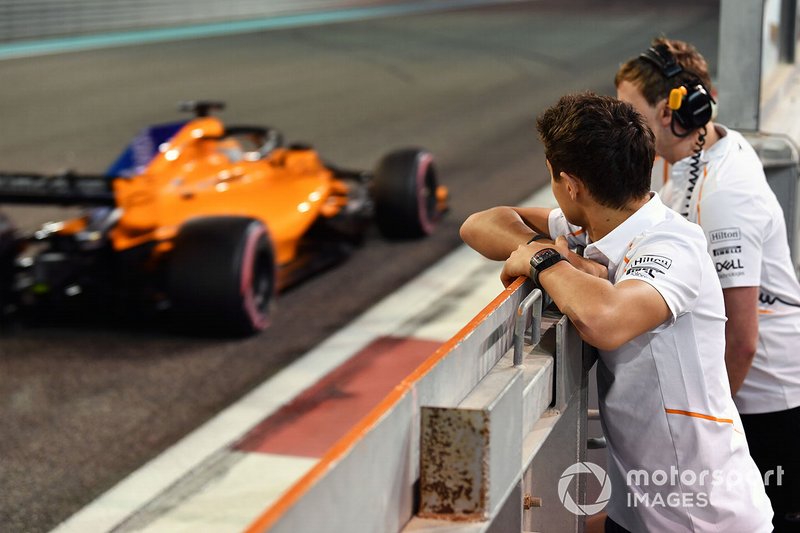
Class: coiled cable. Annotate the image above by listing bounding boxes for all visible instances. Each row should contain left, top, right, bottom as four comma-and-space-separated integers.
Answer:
680, 126, 706, 218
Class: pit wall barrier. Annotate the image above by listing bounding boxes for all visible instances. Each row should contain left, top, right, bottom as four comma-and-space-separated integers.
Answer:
243, 278, 595, 533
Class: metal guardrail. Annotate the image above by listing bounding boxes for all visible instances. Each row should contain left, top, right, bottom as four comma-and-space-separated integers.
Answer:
513, 288, 542, 366
244, 279, 592, 532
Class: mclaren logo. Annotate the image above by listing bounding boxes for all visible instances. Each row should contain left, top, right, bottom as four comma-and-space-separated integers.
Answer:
759, 290, 800, 308
709, 227, 741, 244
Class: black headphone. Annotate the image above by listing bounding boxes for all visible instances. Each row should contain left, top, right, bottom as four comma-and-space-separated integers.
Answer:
639, 44, 715, 135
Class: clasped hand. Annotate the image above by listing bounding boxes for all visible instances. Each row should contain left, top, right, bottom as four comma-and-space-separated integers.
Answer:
500, 235, 608, 287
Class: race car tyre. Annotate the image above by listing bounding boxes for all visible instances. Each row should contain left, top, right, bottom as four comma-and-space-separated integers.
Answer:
373, 148, 441, 239
167, 216, 275, 336
0, 211, 15, 316
0, 210, 15, 257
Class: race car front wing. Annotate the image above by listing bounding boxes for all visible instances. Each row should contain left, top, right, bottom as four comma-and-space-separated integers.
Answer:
0, 172, 116, 206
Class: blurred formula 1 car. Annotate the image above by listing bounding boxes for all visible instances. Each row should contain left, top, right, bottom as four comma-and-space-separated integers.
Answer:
0, 101, 448, 335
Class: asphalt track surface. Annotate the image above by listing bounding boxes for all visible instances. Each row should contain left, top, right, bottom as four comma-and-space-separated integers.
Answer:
0, 1, 719, 531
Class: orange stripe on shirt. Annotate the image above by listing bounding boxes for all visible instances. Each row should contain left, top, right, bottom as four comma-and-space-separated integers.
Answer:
696, 165, 710, 225
758, 309, 775, 315
665, 408, 734, 425
569, 228, 586, 237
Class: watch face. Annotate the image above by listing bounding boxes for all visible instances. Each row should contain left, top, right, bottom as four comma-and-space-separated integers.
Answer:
531, 248, 559, 267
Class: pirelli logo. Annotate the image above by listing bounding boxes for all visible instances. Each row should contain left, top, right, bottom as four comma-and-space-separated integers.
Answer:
712, 245, 742, 257
709, 227, 741, 244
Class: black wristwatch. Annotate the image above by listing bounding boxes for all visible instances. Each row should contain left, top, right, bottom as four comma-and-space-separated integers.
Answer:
529, 247, 566, 289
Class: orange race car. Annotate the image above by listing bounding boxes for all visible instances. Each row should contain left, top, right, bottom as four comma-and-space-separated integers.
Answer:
0, 101, 448, 335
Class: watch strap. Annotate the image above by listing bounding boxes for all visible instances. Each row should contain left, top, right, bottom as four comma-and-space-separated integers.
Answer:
526, 233, 550, 244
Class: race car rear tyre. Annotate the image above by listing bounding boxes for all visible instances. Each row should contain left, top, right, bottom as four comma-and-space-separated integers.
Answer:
167, 216, 275, 336
0, 211, 16, 317
373, 148, 440, 239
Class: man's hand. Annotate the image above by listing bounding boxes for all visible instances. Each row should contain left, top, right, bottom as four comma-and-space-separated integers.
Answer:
500, 237, 608, 287
553, 236, 608, 279
500, 243, 539, 287
722, 286, 759, 395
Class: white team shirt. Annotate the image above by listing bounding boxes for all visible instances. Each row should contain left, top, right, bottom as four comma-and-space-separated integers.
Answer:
662, 125, 800, 414
548, 193, 773, 532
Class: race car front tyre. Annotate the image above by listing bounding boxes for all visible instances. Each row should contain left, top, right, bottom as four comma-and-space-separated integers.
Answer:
167, 216, 275, 336
373, 148, 441, 239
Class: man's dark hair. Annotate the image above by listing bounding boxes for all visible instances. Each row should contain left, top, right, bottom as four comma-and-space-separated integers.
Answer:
536, 92, 655, 209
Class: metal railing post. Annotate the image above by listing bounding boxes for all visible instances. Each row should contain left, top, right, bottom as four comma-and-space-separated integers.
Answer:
513, 287, 542, 366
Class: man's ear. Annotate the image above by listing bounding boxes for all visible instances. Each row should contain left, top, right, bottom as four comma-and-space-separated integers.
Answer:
560, 171, 582, 201
657, 99, 672, 128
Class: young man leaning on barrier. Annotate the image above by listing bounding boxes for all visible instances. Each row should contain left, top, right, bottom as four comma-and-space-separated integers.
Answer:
460, 93, 773, 532
615, 37, 800, 532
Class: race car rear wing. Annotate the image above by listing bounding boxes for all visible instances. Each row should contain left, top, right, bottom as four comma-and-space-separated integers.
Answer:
0, 172, 116, 206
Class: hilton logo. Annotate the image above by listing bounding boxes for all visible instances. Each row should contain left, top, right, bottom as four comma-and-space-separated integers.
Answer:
629, 255, 672, 270
709, 228, 741, 244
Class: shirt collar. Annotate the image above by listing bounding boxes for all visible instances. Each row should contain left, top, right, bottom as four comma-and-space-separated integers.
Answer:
673, 124, 729, 171
583, 192, 669, 271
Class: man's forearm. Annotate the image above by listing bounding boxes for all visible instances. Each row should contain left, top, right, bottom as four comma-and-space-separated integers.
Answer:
726, 347, 756, 395
720, 287, 759, 396
461, 206, 554, 260
460, 207, 541, 260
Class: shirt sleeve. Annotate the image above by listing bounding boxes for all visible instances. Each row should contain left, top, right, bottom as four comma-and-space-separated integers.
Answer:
547, 208, 589, 249
617, 233, 703, 321
697, 189, 767, 289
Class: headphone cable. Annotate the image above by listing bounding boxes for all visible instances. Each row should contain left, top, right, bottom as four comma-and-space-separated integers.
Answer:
681, 125, 706, 218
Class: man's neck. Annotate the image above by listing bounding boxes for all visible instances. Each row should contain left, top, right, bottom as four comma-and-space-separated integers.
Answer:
585, 194, 651, 242
665, 122, 722, 163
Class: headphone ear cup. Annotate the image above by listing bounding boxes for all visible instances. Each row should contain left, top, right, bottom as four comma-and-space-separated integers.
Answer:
672, 105, 691, 130
684, 86, 713, 128
671, 85, 713, 131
